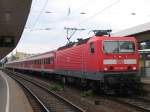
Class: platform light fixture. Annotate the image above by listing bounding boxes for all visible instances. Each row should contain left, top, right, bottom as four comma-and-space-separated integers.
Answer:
4, 11, 12, 22
0, 36, 15, 47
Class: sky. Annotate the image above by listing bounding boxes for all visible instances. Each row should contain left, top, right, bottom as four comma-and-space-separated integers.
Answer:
11, 0, 150, 55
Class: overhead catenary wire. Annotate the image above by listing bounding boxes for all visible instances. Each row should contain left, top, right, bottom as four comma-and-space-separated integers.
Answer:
65, 0, 119, 41
78, 0, 120, 26
30, 0, 49, 31
67, 0, 90, 16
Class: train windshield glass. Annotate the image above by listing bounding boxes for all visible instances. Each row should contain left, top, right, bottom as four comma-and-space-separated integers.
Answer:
103, 41, 135, 53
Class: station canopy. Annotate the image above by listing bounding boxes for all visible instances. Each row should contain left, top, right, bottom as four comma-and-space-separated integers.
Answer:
112, 22, 150, 43
0, 0, 32, 60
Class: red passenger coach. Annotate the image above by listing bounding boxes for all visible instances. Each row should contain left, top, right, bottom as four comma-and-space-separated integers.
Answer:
5, 30, 140, 93
6, 51, 55, 73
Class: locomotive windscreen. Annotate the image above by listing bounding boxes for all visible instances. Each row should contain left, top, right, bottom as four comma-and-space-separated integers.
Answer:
103, 41, 135, 53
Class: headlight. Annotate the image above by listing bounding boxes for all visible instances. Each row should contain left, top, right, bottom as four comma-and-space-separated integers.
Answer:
104, 67, 108, 71
133, 67, 136, 70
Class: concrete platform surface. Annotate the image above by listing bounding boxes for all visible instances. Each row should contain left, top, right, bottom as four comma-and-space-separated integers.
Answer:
141, 77, 150, 84
0, 70, 33, 112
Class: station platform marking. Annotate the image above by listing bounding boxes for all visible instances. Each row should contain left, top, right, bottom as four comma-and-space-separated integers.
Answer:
0, 71, 10, 112
0, 70, 33, 112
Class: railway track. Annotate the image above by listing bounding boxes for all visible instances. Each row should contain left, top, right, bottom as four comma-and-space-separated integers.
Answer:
5, 70, 150, 112
5, 70, 85, 112
19, 82, 50, 112
111, 96, 150, 112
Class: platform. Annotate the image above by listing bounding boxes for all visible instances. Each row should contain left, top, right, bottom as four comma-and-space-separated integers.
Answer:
0, 70, 33, 112
141, 77, 150, 84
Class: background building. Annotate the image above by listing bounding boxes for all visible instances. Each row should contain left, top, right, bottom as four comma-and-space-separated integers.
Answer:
7, 51, 36, 62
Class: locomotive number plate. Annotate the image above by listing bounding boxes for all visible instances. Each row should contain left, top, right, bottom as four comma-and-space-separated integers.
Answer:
117, 59, 124, 64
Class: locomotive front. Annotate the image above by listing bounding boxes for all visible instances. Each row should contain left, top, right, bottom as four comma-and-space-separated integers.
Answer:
102, 37, 139, 73
99, 36, 140, 93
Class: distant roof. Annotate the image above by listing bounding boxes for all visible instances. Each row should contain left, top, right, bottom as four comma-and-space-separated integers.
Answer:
112, 22, 150, 36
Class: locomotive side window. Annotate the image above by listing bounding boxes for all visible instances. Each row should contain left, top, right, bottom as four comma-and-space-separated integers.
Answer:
90, 43, 95, 53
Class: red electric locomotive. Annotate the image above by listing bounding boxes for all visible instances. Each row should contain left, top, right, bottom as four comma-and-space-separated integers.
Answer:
5, 30, 140, 93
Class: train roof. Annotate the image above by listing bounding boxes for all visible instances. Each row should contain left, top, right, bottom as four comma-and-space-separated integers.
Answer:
57, 36, 136, 51
6, 36, 136, 64
57, 38, 90, 50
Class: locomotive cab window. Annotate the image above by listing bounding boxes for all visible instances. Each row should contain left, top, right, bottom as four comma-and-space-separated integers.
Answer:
103, 41, 135, 54
90, 43, 95, 53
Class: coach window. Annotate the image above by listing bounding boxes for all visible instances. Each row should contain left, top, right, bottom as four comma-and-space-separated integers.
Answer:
42, 59, 44, 64
48, 58, 50, 64
50, 58, 54, 64
45, 58, 47, 64
43, 58, 45, 64
47, 58, 50, 64
90, 43, 95, 53
40, 59, 42, 64
43, 59, 45, 64
48, 58, 49, 64
47, 58, 49, 64
46, 58, 48, 64
41, 59, 42, 64
44, 58, 45, 64
45, 59, 47, 64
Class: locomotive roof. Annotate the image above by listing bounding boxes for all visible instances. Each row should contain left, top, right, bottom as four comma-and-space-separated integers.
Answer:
57, 38, 90, 50
57, 36, 136, 51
